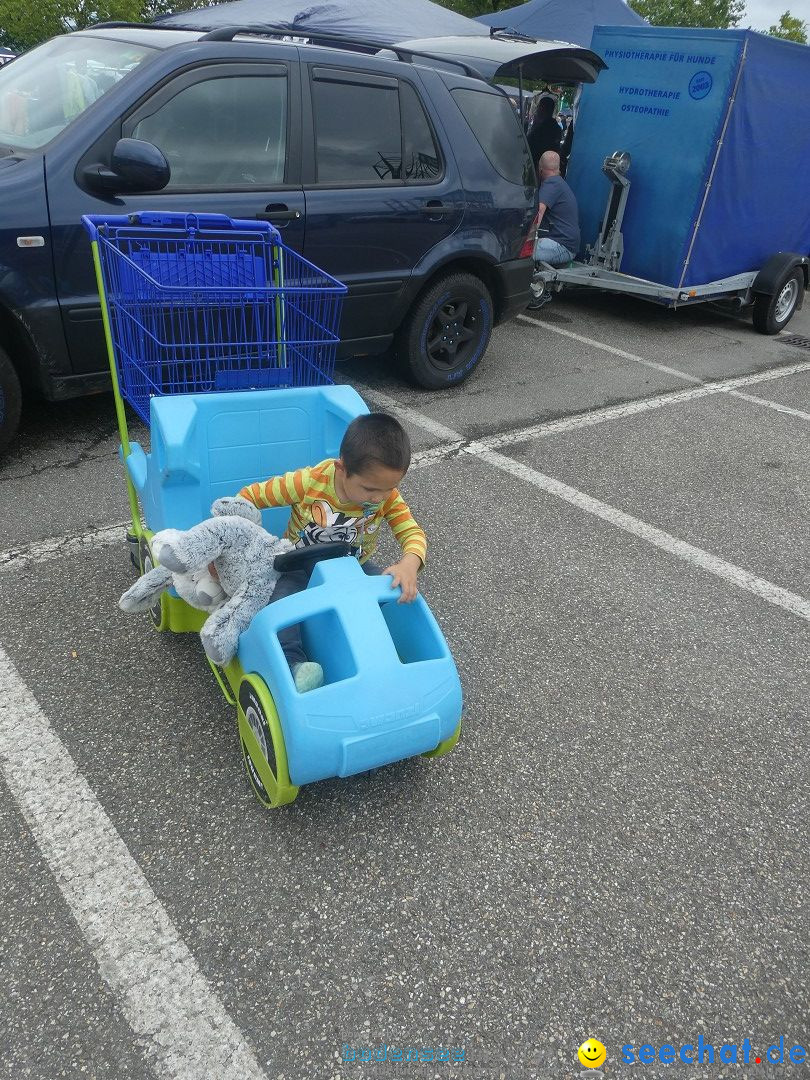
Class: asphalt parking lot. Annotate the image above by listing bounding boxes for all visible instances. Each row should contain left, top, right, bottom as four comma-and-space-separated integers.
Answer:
1, 291, 808, 1080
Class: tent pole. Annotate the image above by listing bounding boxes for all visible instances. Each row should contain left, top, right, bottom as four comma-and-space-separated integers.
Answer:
518, 65, 525, 126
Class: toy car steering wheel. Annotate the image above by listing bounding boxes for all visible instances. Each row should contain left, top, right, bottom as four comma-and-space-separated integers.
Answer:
272, 541, 358, 574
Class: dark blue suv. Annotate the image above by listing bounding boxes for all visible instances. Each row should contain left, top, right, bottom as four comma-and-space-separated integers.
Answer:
0, 24, 603, 447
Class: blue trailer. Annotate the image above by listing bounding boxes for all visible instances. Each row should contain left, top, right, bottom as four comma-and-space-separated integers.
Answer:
534, 26, 810, 333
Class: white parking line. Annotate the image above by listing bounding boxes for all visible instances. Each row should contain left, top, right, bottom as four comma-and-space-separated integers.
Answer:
517, 312, 704, 381
0, 523, 128, 572
361, 386, 810, 623
410, 360, 810, 468
729, 390, 810, 422
0, 645, 269, 1080
518, 313, 810, 421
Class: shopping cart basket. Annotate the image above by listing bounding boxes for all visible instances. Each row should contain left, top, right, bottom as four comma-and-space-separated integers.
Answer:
83, 211, 347, 424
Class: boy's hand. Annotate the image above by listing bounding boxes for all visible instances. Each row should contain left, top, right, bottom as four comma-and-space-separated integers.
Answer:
383, 553, 421, 603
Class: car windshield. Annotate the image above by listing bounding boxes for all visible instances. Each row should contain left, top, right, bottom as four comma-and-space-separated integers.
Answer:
0, 35, 156, 151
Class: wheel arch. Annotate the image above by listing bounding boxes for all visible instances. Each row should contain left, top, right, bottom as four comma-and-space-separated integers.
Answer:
752, 253, 809, 301
399, 256, 503, 331
0, 303, 43, 394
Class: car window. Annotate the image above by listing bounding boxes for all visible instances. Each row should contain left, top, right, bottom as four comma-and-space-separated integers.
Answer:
131, 74, 287, 189
313, 73, 402, 185
400, 81, 442, 182
0, 35, 155, 151
451, 88, 535, 187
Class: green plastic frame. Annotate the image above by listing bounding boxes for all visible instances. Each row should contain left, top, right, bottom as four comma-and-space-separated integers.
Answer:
422, 720, 462, 759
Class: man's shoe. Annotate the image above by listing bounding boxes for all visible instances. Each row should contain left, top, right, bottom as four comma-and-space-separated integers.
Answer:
526, 291, 553, 311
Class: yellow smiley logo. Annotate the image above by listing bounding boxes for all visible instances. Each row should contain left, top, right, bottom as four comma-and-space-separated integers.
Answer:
578, 1038, 607, 1068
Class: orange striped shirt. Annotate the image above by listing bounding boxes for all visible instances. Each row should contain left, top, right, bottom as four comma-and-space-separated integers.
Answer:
239, 459, 426, 566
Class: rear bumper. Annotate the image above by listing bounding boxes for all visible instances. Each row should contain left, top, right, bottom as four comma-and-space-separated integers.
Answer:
494, 256, 534, 324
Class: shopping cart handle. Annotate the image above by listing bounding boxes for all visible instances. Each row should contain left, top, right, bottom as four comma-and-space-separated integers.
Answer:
128, 211, 281, 241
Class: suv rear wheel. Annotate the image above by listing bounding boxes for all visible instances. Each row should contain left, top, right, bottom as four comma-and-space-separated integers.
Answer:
396, 272, 493, 389
0, 346, 22, 451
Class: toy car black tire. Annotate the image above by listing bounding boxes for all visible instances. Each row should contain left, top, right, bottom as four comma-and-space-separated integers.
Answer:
138, 537, 166, 629
238, 677, 298, 809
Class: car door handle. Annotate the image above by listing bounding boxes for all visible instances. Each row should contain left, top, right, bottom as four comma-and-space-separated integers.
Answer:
256, 205, 301, 223
420, 202, 450, 214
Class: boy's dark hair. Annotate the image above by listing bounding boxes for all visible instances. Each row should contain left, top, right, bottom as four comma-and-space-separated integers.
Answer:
340, 413, 411, 476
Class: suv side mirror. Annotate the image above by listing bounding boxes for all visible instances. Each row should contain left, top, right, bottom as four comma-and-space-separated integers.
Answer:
82, 138, 170, 194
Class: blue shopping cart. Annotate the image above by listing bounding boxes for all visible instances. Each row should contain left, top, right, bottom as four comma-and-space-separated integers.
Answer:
83, 211, 346, 423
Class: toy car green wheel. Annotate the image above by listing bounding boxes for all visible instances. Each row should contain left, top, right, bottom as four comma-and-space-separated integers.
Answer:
238, 675, 299, 809
422, 720, 462, 759
138, 536, 167, 630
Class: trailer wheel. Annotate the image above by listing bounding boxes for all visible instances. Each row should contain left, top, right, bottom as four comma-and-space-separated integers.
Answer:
752, 268, 803, 334
0, 346, 22, 451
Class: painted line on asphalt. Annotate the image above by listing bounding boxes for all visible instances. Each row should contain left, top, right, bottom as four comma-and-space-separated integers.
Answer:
517, 312, 705, 382
410, 360, 810, 468
361, 386, 810, 624
730, 390, 810, 422
0, 523, 128, 573
518, 313, 810, 421
0, 645, 269, 1080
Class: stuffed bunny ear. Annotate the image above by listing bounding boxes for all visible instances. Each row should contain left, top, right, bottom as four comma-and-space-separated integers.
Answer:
210, 495, 262, 525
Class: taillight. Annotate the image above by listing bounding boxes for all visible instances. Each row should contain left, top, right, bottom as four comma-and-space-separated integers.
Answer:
519, 211, 540, 259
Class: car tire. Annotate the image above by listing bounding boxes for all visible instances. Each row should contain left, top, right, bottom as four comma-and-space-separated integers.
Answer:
395, 272, 493, 389
752, 268, 803, 334
0, 346, 22, 452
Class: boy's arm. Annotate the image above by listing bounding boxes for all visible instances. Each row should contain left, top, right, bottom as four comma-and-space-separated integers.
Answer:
381, 491, 427, 567
238, 466, 312, 509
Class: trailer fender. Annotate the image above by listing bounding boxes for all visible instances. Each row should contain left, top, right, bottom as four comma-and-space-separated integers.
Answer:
752, 253, 809, 306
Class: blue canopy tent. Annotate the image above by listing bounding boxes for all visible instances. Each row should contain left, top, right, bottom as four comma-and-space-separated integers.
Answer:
157, 0, 489, 43
476, 0, 646, 49
157, 1, 607, 107
157, 0, 607, 124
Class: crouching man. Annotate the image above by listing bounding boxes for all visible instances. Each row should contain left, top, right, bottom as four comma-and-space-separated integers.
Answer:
527, 150, 580, 311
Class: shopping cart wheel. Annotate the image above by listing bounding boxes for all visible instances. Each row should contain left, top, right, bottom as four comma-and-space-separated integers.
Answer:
395, 272, 493, 390
237, 675, 299, 809
422, 720, 462, 760
138, 537, 167, 630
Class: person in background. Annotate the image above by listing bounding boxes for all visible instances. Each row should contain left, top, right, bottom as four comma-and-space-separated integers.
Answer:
526, 150, 580, 311
526, 96, 562, 176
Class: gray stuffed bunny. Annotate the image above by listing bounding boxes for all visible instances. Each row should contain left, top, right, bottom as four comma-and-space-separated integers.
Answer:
120, 496, 292, 665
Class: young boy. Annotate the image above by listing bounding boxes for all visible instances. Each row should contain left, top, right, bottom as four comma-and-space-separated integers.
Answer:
236, 412, 426, 693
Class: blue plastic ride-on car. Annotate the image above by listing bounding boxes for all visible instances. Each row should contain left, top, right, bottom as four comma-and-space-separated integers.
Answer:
125, 384, 463, 807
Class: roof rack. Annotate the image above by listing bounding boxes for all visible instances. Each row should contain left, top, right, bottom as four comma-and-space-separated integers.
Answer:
197, 24, 484, 79
90, 21, 189, 30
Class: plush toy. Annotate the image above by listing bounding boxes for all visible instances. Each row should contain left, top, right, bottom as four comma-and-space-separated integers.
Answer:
120, 496, 293, 665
